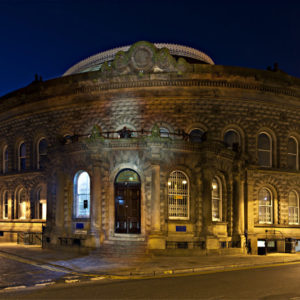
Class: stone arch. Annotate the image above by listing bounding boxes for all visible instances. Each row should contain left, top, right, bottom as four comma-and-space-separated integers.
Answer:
221, 123, 245, 152
253, 177, 281, 224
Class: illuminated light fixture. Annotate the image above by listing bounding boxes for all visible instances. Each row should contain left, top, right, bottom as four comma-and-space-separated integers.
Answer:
129, 177, 133, 181
212, 183, 217, 190
168, 181, 171, 186
182, 180, 187, 185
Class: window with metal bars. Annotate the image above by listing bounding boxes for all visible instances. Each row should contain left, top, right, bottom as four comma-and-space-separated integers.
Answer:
288, 190, 299, 225
258, 188, 273, 224
212, 177, 222, 221
167, 171, 189, 219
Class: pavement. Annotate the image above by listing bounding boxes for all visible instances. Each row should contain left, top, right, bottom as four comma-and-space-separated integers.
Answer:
1, 243, 300, 290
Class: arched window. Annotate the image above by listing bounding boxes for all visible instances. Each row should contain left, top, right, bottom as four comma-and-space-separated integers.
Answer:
288, 191, 299, 225
258, 133, 272, 167
189, 129, 204, 143
36, 187, 47, 220
287, 137, 298, 170
37, 138, 47, 169
212, 177, 222, 221
17, 189, 26, 219
74, 171, 90, 218
168, 171, 189, 219
224, 130, 240, 150
3, 191, 8, 219
3, 145, 8, 174
160, 127, 169, 138
258, 188, 273, 224
18, 142, 26, 171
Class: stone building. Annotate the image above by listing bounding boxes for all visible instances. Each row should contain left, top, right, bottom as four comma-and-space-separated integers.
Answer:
1, 41, 300, 254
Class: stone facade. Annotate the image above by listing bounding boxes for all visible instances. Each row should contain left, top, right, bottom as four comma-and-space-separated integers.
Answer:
0, 41, 300, 254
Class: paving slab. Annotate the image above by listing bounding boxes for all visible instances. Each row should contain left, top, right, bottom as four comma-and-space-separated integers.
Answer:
1, 243, 300, 278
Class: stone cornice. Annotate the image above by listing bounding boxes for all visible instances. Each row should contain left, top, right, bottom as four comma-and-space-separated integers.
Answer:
74, 79, 297, 97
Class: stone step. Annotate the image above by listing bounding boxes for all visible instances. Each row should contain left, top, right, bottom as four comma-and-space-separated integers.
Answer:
94, 240, 148, 258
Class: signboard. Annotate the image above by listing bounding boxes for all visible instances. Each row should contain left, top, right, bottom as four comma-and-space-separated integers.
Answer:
76, 223, 84, 229
176, 226, 186, 232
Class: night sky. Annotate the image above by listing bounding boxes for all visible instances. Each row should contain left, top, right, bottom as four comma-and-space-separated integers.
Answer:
0, 0, 299, 97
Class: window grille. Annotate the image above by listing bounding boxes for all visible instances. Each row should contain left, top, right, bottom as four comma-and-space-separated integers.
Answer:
288, 191, 299, 225
212, 177, 222, 221
258, 188, 273, 224
287, 137, 298, 170
168, 171, 189, 219
258, 133, 272, 167
74, 171, 90, 218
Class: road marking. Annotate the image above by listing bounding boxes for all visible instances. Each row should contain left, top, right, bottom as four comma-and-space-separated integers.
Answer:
34, 282, 55, 287
90, 276, 105, 281
4, 285, 26, 290
65, 279, 80, 283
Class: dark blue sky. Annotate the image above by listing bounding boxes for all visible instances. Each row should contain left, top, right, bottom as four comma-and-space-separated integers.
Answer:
0, 0, 299, 96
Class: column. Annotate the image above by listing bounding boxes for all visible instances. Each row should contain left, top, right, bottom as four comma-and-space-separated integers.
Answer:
202, 168, 219, 250
151, 164, 160, 232
233, 173, 245, 247
202, 169, 213, 235
55, 171, 65, 230
148, 163, 165, 249
89, 163, 102, 247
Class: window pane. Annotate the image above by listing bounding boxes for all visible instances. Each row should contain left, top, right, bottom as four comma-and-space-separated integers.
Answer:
224, 130, 239, 149
168, 171, 189, 219
20, 143, 26, 157
258, 188, 271, 205
258, 150, 271, 167
258, 188, 272, 223
212, 178, 221, 221
115, 170, 140, 183
289, 191, 299, 224
190, 129, 204, 143
289, 191, 297, 206
19, 143, 26, 170
39, 139, 47, 155
288, 138, 297, 154
288, 155, 297, 169
3, 191, 8, 218
78, 172, 90, 194
18, 189, 26, 219
3, 146, 8, 173
258, 134, 270, 150
74, 171, 90, 218
160, 127, 169, 138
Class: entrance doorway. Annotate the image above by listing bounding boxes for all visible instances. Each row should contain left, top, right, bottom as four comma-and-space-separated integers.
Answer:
115, 169, 141, 234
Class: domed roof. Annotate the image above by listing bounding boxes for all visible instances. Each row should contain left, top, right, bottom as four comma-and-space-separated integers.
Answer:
63, 42, 214, 76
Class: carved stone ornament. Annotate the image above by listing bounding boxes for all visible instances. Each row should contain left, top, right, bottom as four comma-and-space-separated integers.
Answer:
130, 45, 154, 72
101, 41, 191, 75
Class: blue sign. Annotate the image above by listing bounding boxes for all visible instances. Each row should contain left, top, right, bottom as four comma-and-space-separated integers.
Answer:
176, 226, 186, 232
76, 223, 84, 229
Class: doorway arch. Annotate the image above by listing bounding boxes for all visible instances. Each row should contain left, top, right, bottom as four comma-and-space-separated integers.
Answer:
114, 169, 141, 234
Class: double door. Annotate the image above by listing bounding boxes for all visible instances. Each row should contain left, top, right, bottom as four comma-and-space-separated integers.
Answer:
115, 183, 141, 234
